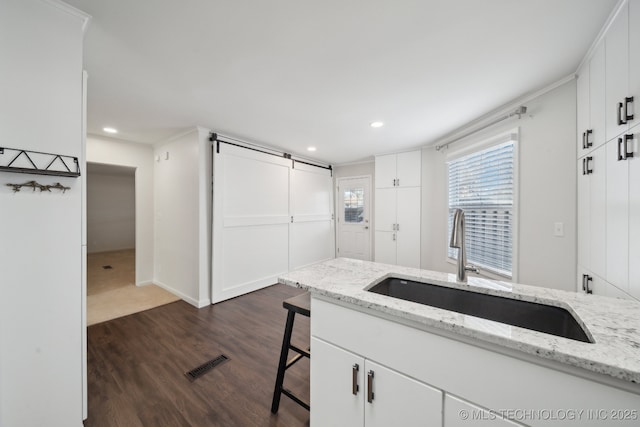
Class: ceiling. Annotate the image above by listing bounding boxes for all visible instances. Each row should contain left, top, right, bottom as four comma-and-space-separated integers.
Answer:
67, 0, 617, 164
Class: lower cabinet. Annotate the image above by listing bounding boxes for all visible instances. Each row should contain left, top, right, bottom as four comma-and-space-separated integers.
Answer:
445, 394, 522, 427
311, 337, 442, 426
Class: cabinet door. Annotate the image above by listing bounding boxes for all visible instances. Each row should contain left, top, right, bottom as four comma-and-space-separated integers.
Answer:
311, 338, 364, 427
630, 0, 640, 110
606, 3, 630, 141
374, 231, 396, 265
590, 41, 607, 148
628, 131, 640, 299
374, 188, 396, 232
396, 151, 421, 187
375, 154, 397, 189
589, 144, 607, 279
606, 136, 629, 291
577, 62, 590, 156
444, 394, 523, 427
577, 158, 590, 268
396, 187, 421, 268
364, 360, 442, 427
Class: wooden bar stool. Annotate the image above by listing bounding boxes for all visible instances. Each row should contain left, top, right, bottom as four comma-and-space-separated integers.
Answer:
271, 292, 311, 413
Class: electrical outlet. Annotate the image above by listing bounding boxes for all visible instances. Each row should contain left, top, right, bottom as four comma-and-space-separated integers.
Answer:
554, 222, 564, 237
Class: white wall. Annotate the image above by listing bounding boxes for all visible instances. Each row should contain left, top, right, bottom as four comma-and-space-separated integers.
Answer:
0, 1, 88, 425
421, 80, 577, 291
154, 128, 211, 307
86, 136, 154, 285
87, 168, 135, 253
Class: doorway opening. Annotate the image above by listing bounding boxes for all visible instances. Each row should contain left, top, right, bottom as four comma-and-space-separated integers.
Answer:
86, 162, 177, 325
336, 176, 372, 261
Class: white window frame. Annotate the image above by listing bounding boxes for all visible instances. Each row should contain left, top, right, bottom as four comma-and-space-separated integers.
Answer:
445, 128, 519, 281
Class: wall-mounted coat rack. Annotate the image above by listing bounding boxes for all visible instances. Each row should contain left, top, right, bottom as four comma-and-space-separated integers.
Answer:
0, 147, 80, 177
6, 180, 71, 193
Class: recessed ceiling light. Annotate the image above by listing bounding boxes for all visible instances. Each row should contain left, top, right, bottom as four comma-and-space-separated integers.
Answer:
370, 121, 384, 128
103, 127, 118, 134
307, 146, 317, 152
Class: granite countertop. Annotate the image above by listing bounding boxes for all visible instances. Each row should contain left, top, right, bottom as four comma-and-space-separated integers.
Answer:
278, 258, 640, 385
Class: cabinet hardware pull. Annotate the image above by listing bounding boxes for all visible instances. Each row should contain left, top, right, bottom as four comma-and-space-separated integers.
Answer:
624, 134, 634, 159
396, 178, 399, 186
618, 137, 625, 161
392, 233, 396, 241
396, 223, 400, 231
582, 131, 586, 149
352, 364, 359, 395
582, 274, 588, 292
392, 178, 397, 186
582, 158, 586, 175
585, 275, 593, 294
586, 156, 593, 174
618, 102, 626, 125
367, 370, 374, 403
624, 96, 634, 122
586, 129, 593, 148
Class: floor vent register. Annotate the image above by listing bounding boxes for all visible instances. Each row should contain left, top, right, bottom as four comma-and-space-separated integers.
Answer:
185, 354, 229, 381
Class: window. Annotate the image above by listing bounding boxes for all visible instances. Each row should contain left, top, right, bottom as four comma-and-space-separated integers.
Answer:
447, 136, 516, 278
343, 187, 364, 223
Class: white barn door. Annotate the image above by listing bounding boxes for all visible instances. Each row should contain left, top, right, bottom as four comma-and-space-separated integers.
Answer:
212, 143, 334, 303
290, 162, 335, 269
212, 144, 290, 303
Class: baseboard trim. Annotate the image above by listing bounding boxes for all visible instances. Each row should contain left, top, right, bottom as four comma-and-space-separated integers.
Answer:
211, 275, 279, 304
153, 280, 200, 308
136, 280, 154, 287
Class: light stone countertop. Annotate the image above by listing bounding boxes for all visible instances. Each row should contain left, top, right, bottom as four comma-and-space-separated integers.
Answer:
278, 257, 640, 385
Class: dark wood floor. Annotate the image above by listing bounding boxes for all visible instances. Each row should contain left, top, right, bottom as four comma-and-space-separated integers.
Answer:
84, 284, 310, 427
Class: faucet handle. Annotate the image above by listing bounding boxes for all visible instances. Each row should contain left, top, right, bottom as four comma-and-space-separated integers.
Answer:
465, 264, 480, 275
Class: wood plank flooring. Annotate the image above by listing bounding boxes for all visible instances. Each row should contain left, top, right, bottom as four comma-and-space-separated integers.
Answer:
84, 284, 310, 427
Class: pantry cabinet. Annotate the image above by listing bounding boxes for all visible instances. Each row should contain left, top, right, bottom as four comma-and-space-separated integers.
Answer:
374, 151, 421, 268
577, 0, 640, 301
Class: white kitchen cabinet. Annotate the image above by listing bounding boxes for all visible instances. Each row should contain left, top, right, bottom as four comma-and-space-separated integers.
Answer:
577, 41, 606, 157
629, 126, 640, 299
606, 134, 630, 291
374, 151, 421, 268
606, 3, 633, 141
444, 394, 523, 427
630, 0, 640, 108
577, 145, 606, 280
374, 151, 421, 189
311, 337, 442, 427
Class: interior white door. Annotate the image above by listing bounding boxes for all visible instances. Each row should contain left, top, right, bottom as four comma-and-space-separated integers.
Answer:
290, 163, 335, 269
337, 177, 371, 260
212, 144, 291, 303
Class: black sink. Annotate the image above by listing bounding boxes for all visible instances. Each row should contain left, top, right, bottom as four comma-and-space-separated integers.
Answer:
367, 277, 592, 343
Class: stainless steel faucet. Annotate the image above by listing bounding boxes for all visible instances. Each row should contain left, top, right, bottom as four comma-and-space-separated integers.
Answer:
449, 208, 480, 282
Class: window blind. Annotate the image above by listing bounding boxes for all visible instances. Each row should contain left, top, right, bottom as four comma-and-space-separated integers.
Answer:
447, 141, 515, 277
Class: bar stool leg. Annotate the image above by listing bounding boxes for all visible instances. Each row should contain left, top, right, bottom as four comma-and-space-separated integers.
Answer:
271, 309, 296, 414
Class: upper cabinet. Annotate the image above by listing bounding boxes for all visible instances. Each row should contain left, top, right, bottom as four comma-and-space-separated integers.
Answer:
375, 151, 421, 189
605, 1, 638, 141
577, 41, 606, 157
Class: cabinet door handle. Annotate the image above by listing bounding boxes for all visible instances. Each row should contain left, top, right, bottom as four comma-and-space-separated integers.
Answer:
582, 274, 588, 292
625, 96, 634, 122
618, 102, 626, 125
392, 233, 396, 241
624, 134, 635, 159
586, 129, 593, 148
586, 156, 593, 174
618, 137, 625, 161
396, 178, 399, 186
582, 158, 586, 175
392, 178, 397, 186
352, 364, 359, 395
586, 275, 593, 294
367, 370, 374, 403
396, 223, 400, 231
